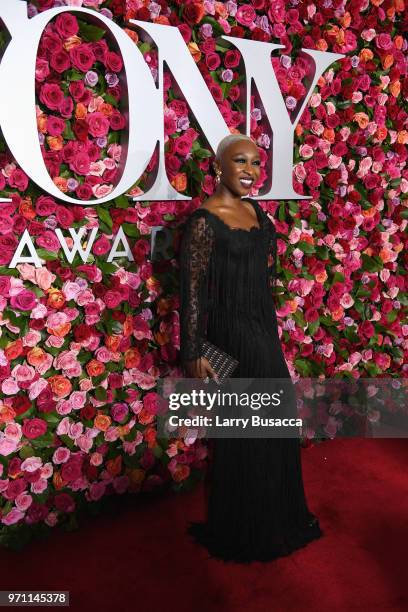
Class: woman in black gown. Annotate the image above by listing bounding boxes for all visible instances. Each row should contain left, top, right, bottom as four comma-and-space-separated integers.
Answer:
178, 133, 322, 563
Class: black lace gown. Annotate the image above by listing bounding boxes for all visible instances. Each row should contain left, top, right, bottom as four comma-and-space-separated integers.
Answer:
178, 198, 322, 563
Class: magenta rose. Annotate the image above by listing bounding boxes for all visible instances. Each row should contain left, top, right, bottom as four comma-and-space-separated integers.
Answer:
375, 33, 393, 50
76, 183, 93, 200
10, 290, 37, 311
69, 82, 84, 103
40, 83, 64, 111
56, 99, 72, 122
103, 290, 122, 309
174, 136, 193, 156
47, 116, 66, 137
143, 392, 159, 415
35, 195, 57, 216
55, 13, 79, 39
35, 58, 50, 82
22, 418, 47, 440
56, 206, 75, 229
50, 50, 71, 74
36, 230, 60, 252
0, 276, 11, 297
8, 169, 29, 191
86, 112, 110, 138
70, 152, 91, 176
70, 43, 96, 73
106, 51, 123, 72
236, 4, 256, 26
111, 402, 129, 422
206, 52, 221, 71
92, 235, 111, 255
109, 110, 125, 131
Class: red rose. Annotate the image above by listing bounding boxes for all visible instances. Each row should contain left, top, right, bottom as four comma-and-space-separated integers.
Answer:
177, 23, 192, 43
70, 43, 96, 73
54, 493, 76, 512
103, 290, 122, 308
183, 2, 205, 25
224, 50, 241, 69
55, 13, 79, 39
91, 40, 108, 64
205, 52, 221, 71
50, 50, 71, 74
41, 32, 63, 55
12, 395, 31, 416
74, 323, 92, 342
56, 205, 74, 228
109, 110, 125, 131
69, 81, 85, 101
40, 83, 64, 111
73, 120, 89, 142
106, 51, 123, 72
76, 183, 93, 200
22, 418, 47, 440
61, 460, 82, 483
80, 405, 96, 421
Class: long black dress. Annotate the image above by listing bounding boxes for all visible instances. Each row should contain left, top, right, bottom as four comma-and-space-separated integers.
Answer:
179, 197, 322, 563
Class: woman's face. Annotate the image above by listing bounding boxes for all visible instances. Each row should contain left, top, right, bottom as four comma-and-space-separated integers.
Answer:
215, 139, 261, 197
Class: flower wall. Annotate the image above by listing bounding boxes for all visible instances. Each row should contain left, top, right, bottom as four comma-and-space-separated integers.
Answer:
0, 0, 406, 548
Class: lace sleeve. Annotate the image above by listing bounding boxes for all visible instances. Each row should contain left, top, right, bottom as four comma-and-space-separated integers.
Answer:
179, 212, 215, 366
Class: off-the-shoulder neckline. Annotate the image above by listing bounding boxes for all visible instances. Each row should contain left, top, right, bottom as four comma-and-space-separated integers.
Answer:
195, 198, 262, 233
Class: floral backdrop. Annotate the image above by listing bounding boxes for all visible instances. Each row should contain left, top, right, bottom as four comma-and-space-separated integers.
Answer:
0, 0, 406, 548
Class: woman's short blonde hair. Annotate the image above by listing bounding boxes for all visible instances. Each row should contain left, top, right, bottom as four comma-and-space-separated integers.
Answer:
215, 134, 257, 161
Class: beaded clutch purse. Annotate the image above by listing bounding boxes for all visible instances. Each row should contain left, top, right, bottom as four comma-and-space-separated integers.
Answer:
200, 339, 239, 385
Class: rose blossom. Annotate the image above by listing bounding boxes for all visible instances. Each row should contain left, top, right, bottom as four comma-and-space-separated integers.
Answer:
85, 70, 99, 87
10, 290, 37, 311
70, 43, 96, 72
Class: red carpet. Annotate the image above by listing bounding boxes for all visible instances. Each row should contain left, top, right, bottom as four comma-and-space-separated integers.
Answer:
1, 439, 407, 612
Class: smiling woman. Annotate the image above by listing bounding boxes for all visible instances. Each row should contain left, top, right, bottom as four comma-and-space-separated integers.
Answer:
179, 133, 323, 563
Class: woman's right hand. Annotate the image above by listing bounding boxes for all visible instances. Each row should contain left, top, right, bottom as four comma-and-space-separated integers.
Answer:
184, 356, 219, 383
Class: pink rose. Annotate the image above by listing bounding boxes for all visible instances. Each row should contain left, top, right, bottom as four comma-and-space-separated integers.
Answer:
15, 493, 33, 512
9, 169, 29, 191
47, 116, 66, 137
236, 4, 256, 26
375, 33, 393, 50
35, 58, 50, 82
36, 230, 60, 252
205, 52, 221, 71
70, 152, 91, 176
0, 438, 18, 456
93, 184, 113, 198
103, 290, 122, 308
59, 97, 74, 119
22, 418, 47, 440
35, 195, 57, 216
10, 290, 37, 311
53, 447, 71, 464
70, 44, 96, 73
111, 402, 128, 422
0, 276, 11, 297
87, 112, 110, 137
35, 268, 56, 291
40, 83, 64, 111
1, 508, 24, 526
